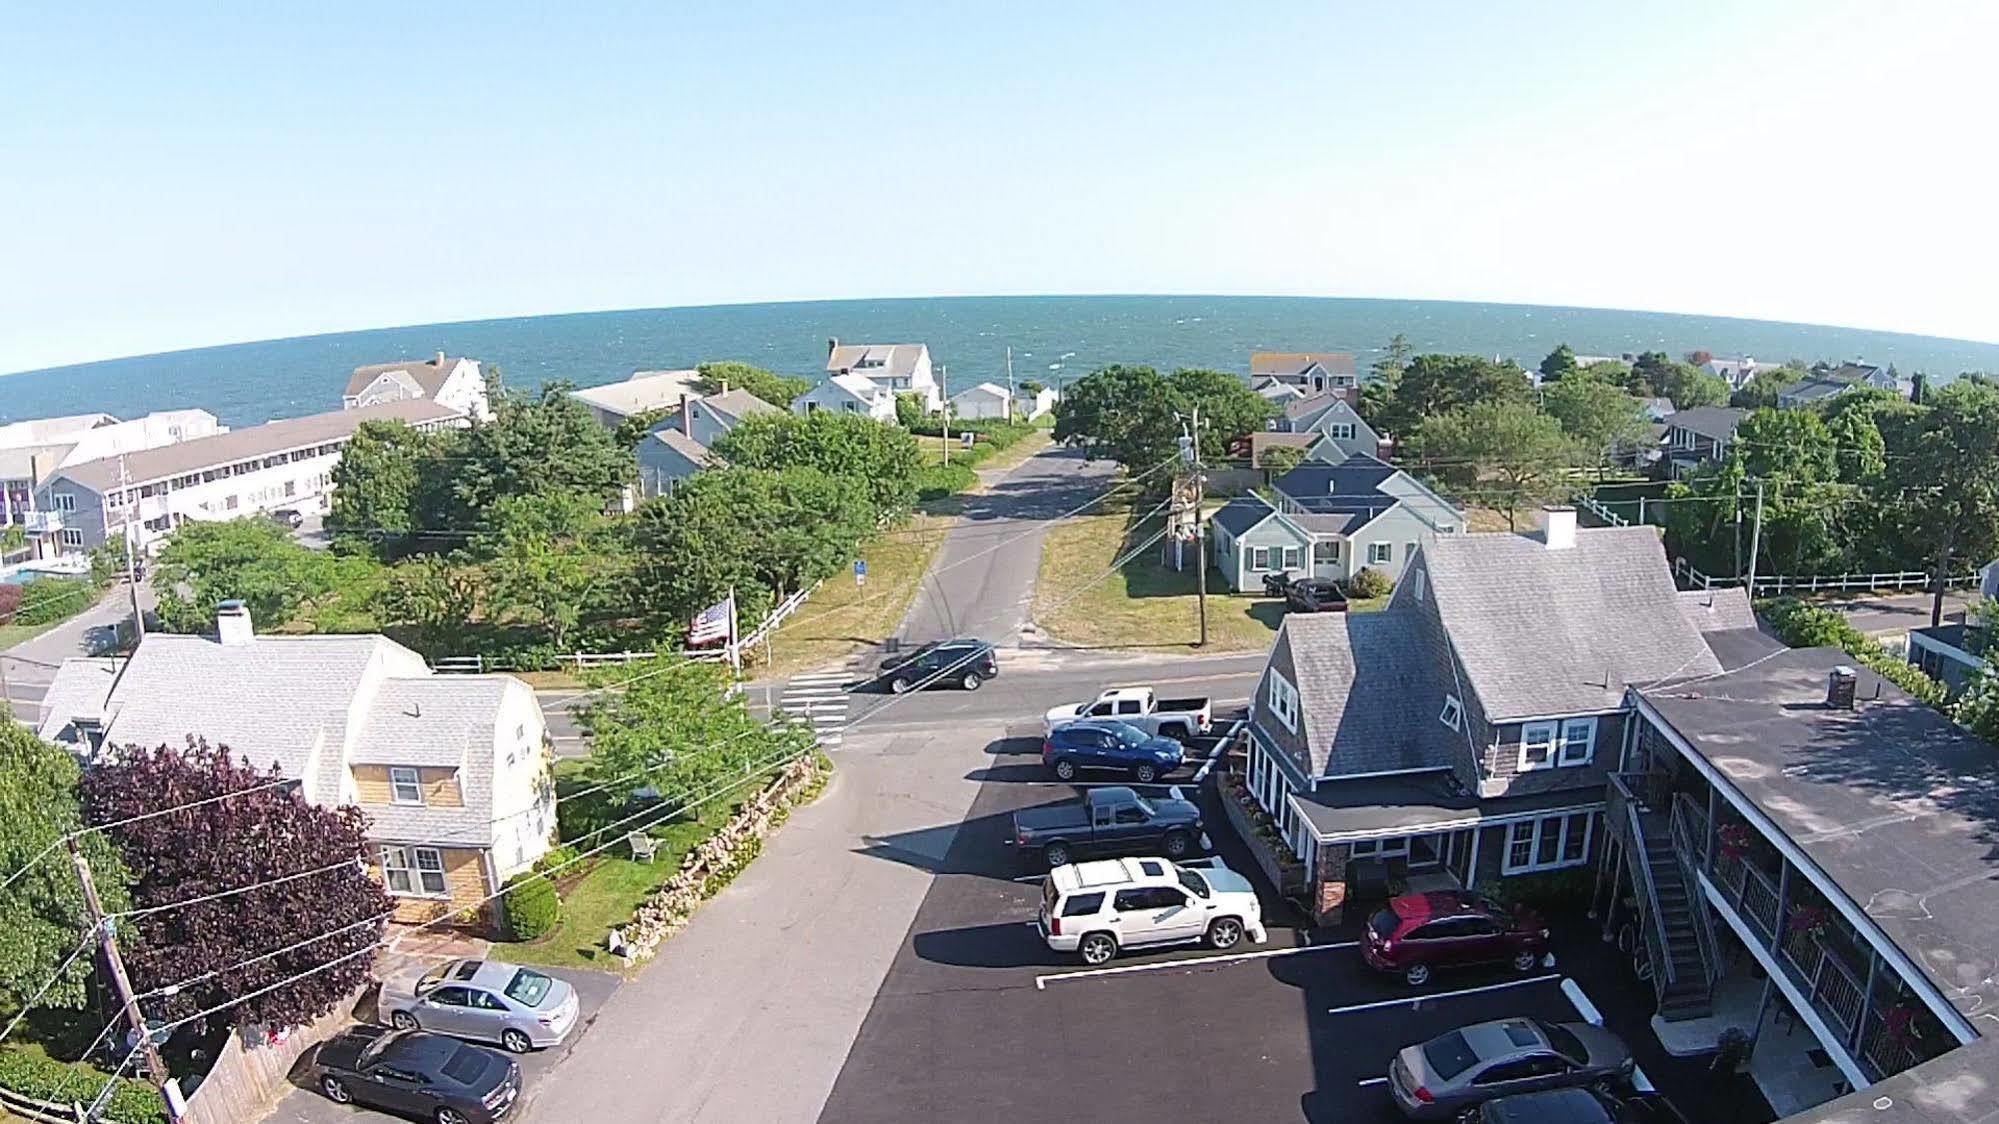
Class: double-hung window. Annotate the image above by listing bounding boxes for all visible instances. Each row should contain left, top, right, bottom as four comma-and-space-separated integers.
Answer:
1501, 813, 1593, 874
1280, 546, 1302, 572
1367, 542, 1392, 565
1265, 672, 1299, 732
389, 767, 424, 805
1557, 718, 1598, 766
1329, 422, 1355, 440
1517, 722, 1558, 772
1249, 546, 1270, 572
380, 846, 448, 896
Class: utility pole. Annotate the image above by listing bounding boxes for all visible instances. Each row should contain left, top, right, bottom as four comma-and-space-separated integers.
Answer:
939, 364, 950, 467
118, 455, 144, 642
1744, 480, 1766, 597
69, 840, 165, 1083
1177, 406, 1209, 647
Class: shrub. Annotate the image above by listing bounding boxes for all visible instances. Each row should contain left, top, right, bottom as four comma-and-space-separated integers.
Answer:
0, 1046, 168, 1123
503, 874, 560, 940
0, 583, 20, 622
914, 463, 977, 500
1760, 598, 1949, 708
1347, 567, 1393, 600
11, 578, 98, 626
532, 845, 579, 875
1478, 869, 1594, 911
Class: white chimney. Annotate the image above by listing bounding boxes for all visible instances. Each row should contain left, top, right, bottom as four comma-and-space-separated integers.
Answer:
1543, 505, 1577, 550
433, 351, 446, 367
216, 599, 255, 646
680, 393, 694, 438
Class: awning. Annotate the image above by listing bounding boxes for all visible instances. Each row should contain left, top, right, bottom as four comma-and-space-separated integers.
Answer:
1289, 772, 1605, 843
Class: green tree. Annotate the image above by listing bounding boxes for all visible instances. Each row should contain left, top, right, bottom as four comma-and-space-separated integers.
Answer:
1360, 334, 1413, 426
0, 721, 129, 1012
694, 361, 811, 410
1541, 372, 1650, 474
1959, 600, 1999, 744
895, 392, 927, 429
711, 411, 922, 519
1735, 409, 1839, 484
1377, 355, 1533, 440
1889, 378, 1999, 625
481, 492, 617, 650
1409, 402, 1581, 530
577, 656, 814, 806
1539, 343, 1578, 381
153, 518, 340, 633
1019, 379, 1046, 396
1661, 363, 1732, 410
613, 407, 673, 451
1629, 351, 1674, 396
1052, 365, 1273, 475
374, 554, 480, 653
453, 383, 635, 519
1731, 367, 1803, 410
326, 421, 433, 554
1820, 391, 1899, 482
1259, 446, 1306, 476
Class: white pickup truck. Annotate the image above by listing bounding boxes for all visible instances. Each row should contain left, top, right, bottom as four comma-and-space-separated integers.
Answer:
1043, 686, 1213, 742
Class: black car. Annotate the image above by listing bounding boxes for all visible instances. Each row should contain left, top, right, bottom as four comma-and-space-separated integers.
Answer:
1284, 578, 1348, 613
876, 638, 997, 693
315, 1025, 520, 1124
1468, 1086, 1692, 1124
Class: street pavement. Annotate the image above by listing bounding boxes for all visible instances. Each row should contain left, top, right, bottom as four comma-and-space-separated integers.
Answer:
897, 443, 1118, 647
1813, 588, 1976, 637
2, 579, 152, 729
266, 967, 622, 1124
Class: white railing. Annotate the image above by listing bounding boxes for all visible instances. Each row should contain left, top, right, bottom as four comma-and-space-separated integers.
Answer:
1673, 558, 1981, 596
1578, 494, 1630, 528
431, 580, 822, 675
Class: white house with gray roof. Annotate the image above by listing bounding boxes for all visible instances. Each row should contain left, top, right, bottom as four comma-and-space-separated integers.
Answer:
345, 353, 491, 421
824, 339, 939, 411
633, 387, 781, 496
791, 371, 898, 422
1240, 511, 1742, 924
1208, 454, 1463, 591
35, 602, 552, 932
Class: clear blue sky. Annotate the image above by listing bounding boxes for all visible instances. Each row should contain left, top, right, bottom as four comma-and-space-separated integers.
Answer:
3, 1, 1994, 374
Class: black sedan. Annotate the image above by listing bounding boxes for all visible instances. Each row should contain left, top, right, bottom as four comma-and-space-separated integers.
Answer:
1284, 578, 1348, 613
314, 1025, 520, 1123
876, 638, 997, 693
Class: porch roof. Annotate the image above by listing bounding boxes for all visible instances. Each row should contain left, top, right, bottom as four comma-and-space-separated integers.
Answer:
1290, 772, 1603, 842
1638, 646, 1999, 1032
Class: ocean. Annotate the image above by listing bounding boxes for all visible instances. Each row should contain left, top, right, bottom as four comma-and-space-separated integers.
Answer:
4, 295, 1997, 428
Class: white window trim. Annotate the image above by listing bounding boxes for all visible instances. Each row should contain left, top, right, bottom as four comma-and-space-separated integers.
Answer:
1350, 836, 1410, 860
1367, 542, 1392, 565
388, 766, 425, 806
380, 845, 450, 898
1412, 567, 1427, 602
1517, 721, 1559, 772
1328, 422, 1356, 440
1558, 717, 1598, 767
1501, 813, 1593, 875
1439, 696, 1463, 733
1265, 671, 1299, 733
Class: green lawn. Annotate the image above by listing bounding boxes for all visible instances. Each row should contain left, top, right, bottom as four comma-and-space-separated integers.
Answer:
498, 792, 752, 972
0, 619, 63, 651
754, 514, 948, 680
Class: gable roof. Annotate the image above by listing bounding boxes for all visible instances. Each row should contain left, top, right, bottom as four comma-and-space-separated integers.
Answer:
569, 369, 703, 419
1274, 612, 1455, 776
346, 355, 472, 398
1666, 406, 1745, 442
1212, 493, 1277, 537
826, 343, 927, 379
698, 387, 779, 424
1780, 378, 1850, 403
1249, 377, 1306, 402
1675, 587, 1758, 634
1422, 526, 1721, 720
1282, 391, 1350, 421
1825, 362, 1885, 383
649, 427, 714, 468
1272, 454, 1397, 505
1248, 431, 1319, 468
1251, 352, 1358, 378
825, 372, 890, 401
52, 399, 462, 493
950, 382, 1011, 402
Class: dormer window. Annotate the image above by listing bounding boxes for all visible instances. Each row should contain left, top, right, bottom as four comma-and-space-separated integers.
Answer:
1439, 696, 1463, 732
390, 766, 424, 805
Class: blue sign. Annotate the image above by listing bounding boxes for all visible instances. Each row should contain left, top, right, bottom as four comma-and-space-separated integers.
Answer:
854, 559, 867, 577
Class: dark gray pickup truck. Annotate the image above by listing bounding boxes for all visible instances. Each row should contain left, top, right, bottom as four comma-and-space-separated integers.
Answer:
1008, 786, 1204, 869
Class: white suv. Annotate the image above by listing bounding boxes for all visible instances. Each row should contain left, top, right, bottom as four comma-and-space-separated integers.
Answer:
1037, 856, 1268, 965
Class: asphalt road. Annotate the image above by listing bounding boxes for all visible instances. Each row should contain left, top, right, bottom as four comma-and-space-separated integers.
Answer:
897, 444, 1118, 646
2, 579, 152, 729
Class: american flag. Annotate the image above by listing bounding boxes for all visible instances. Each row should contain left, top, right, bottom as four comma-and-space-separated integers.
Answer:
688, 594, 735, 646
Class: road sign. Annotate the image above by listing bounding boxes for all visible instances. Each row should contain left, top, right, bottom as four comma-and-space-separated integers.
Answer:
854, 559, 867, 587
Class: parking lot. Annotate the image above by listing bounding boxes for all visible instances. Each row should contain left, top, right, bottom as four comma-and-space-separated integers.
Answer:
818, 733, 1767, 1124
264, 966, 621, 1124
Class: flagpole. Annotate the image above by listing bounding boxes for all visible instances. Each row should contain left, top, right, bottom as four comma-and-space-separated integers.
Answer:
727, 586, 741, 677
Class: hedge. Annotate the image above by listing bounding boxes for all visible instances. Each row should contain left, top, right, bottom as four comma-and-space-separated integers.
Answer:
915, 463, 977, 500
503, 874, 561, 940
1347, 567, 1393, 600
1760, 597, 1949, 707
5, 577, 101, 626
0, 1045, 167, 1123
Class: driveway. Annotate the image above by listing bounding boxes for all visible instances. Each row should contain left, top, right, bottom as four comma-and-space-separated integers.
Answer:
1822, 589, 1977, 638
265, 967, 621, 1124
896, 444, 1117, 647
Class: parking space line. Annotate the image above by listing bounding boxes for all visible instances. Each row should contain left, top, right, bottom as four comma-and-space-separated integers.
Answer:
1035, 940, 1358, 990
1559, 978, 1656, 1093
1324, 972, 1562, 1015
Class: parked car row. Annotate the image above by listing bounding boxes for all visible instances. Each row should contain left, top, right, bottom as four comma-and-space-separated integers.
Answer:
1391, 1018, 1636, 1119
311, 959, 580, 1122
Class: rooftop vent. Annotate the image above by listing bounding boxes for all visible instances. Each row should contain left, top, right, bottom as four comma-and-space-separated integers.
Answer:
1828, 665, 1859, 709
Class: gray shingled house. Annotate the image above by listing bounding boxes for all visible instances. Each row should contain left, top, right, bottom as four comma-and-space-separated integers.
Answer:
1208, 454, 1463, 590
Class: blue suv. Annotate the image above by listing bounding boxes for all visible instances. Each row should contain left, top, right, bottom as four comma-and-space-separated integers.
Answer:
1042, 720, 1185, 783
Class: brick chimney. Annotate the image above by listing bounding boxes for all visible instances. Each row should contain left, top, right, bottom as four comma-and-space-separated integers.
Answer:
1827, 666, 1858, 709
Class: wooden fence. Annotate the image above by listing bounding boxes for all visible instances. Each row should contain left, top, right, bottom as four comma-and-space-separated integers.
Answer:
177, 994, 364, 1124
0, 1085, 139, 1124
431, 580, 822, 675
1673, 558, 1981, 596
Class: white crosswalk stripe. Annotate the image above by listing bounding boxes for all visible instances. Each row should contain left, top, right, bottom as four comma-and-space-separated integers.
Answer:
779, 672, 854, 751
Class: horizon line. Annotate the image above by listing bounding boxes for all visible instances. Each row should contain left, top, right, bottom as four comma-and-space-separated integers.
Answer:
6, 290, 1999, 381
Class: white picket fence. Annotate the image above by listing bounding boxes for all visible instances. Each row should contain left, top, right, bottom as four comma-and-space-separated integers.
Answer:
1577, 494, 1632, 528
1673, 557, 1980, 596
430, 580, 821, 674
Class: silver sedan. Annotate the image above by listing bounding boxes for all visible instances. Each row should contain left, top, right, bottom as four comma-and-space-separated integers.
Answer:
378, 958, 580, 1054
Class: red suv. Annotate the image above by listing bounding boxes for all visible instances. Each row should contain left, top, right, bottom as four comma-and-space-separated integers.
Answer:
1363, 891, 1550, 986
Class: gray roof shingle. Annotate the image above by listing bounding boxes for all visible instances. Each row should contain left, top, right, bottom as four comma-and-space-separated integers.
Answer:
826, 343, 927, 379
346, 356, 471, 398
1212, 494, 1275, 537
1277, 612, 1456, 776
1424, 526, 1721, 720
1665, 406, 1745, 442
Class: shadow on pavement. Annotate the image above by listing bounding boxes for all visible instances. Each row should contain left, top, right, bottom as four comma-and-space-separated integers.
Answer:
912, 921, 1053, 970
854, 809, 1036, 881
984, 736, 1043, 757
